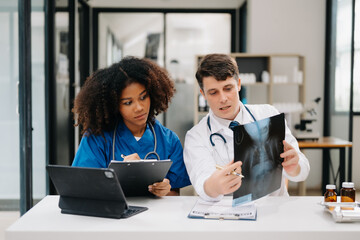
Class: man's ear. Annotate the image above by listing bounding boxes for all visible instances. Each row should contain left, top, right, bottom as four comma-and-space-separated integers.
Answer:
237, 78, 241, 91
200, 88, 206, 100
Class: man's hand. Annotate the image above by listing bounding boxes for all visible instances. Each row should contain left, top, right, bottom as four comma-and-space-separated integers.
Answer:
204, 160, 243, 198
148, 178, 171, 197
280, 140, 300, 177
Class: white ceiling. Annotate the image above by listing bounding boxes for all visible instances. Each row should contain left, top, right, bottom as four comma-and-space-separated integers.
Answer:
88, 0, 246, 9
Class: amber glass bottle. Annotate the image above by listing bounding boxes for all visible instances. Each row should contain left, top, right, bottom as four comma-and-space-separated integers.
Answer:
324, 184, 337, 202
341, 182, 356, 202
324, 184, 337, 211
340, 182, 355, 210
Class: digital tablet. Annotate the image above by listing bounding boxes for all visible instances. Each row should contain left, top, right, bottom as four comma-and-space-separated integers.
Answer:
108, 159, 173, 197
47, 165, 148, 219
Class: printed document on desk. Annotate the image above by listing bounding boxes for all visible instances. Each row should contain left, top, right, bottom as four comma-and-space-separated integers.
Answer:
188, 198, 257, 220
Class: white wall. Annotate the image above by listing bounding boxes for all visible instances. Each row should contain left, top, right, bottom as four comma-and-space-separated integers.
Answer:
98, 14, 111, 69
353, 117, 360, 187
247, 0, 326, 189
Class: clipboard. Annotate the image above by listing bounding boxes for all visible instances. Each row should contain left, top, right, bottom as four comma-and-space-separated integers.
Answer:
108, 159, 172, 196
188, 198, 257, 220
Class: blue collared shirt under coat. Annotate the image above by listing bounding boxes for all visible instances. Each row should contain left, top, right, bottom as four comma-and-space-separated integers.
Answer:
72, 119, 191, 189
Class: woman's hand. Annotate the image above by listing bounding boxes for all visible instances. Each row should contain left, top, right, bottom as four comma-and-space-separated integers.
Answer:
123, 153, 141, 162
148, 178, 171, 197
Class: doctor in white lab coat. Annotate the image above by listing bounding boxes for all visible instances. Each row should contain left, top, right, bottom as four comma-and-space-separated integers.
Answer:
184, 54, 310, 202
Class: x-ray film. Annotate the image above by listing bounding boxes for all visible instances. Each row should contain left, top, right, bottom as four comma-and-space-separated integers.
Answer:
232, 113, 285, 206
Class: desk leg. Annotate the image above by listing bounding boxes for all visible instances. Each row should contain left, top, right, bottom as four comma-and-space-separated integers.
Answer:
322, 149, 330, 194
339, 148, 345, 185
297, 181, 306, 196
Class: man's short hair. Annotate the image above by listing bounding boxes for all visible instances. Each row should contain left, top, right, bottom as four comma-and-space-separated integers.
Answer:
195, 54, 239, 90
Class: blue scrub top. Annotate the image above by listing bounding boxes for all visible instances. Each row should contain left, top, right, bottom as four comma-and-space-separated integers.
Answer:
72, 119, 191, 189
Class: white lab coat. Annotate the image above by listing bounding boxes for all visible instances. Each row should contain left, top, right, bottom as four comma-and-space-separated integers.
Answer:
184, 101, 310, 201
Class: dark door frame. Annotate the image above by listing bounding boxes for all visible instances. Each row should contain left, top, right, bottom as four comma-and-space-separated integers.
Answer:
19, 0, 33, 215
79, 0, 92, 87
45, 0, 57, 195
68, 0, 76, 166
45, 0, 77, 194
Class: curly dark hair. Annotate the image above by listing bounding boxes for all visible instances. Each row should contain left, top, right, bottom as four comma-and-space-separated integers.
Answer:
72, 56, 175, 136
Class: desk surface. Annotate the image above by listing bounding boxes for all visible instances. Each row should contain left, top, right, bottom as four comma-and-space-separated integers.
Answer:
5, 196, 360, 240
298, 136, 353, 148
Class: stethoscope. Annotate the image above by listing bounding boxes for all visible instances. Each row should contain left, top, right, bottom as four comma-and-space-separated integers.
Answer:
112, 121, 160, 161
207, 105, 256, 162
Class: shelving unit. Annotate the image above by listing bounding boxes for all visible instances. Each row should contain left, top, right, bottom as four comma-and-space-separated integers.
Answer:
194, 53, 306, 124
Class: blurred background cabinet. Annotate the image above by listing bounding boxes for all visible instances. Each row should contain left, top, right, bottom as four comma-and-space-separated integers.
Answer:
194, 53, 306, 129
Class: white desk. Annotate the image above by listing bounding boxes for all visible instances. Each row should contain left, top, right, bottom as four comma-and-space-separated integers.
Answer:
6, 196, 360, 240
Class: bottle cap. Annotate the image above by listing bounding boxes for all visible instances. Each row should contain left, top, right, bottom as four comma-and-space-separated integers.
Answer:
342, 182, 354, 188
326, 184, 336, 190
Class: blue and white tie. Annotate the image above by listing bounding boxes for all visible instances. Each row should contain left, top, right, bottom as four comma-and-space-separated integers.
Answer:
229, 121, 240, 131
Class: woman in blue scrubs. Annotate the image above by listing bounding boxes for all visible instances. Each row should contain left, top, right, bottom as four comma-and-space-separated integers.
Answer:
71, 56, 191, 196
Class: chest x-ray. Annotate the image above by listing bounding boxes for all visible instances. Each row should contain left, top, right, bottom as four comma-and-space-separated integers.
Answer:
232, 113, 285, 206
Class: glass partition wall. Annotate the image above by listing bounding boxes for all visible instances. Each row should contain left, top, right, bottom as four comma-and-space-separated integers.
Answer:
0, 2, 20, 210
0, 1, 46, 211
98, 13, 165, 68
31, 9, 46, 208
326, 0, 360, 188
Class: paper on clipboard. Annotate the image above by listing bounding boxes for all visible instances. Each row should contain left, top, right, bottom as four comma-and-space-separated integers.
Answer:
188, 198, 257, 220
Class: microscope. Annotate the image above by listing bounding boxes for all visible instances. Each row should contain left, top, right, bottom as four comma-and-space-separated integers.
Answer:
294, 97, 321, 141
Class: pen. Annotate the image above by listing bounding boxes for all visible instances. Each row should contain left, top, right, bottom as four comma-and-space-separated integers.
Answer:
215, 164, 244, 178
